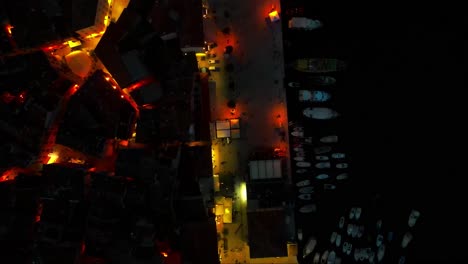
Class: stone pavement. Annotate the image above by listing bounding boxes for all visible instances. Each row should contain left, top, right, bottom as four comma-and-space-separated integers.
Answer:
204, 0, 296, 263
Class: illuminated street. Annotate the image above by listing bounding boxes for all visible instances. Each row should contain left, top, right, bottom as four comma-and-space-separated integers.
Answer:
203, 0, 295, 263
1, 0, 463, 263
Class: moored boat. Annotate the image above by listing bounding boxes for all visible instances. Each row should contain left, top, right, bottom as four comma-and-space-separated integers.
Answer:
303, 107, 340, 119
294, 58, 346, 73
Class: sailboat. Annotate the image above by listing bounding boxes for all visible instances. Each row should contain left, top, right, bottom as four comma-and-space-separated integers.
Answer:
303, 236, 317, 258
299, 90, 331, 102
303, 107, 340, 119
307, 76, 337, 86
294, 58, 346, 73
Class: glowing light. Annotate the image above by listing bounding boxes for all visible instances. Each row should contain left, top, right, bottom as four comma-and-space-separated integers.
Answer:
5, 25, 14, 35
162, 252, 168, 258
105, 77, 110, 81
120, 95, 124, 98
47, 153, 59, 164
67, 40, 81, 48
104, 16, 110, 26
240, 182, 247, 202
268, 10, 280, 22
112, 85, 117, 89
84, 33, 101, 39
196, 53, 206, 57
125, 76, 155, 92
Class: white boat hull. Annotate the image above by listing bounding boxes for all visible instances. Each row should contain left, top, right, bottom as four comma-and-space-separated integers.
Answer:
303, 107, 340, 119
313, 146, 332, 154
320, 135, 338, 143
316, 162, 331, 168
296, 179, 311, 187
299, 186, 314, 194
298, 193, 312, 200
299, 90, 331, 102
303, 237, 317, 258
297, 161, 311, 167
316, 174, 329, 180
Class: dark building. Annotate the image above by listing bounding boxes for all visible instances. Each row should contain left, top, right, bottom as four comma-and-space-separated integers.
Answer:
247, 208, 289, 259
1, 0, 108, 49
56, 70, 136, 156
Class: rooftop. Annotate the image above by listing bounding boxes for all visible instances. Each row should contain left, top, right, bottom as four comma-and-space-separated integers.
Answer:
247, 208, 288, 258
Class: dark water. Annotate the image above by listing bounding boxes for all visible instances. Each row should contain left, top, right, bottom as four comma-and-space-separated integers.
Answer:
281, 1, 465, 262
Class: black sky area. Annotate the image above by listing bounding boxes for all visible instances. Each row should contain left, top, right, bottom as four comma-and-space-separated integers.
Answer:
287, 3, 466, 261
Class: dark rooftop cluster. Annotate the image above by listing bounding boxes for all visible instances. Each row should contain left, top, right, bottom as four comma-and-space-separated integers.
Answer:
0, 141, 217, 263
0, 0, 217, 262
0, 52, 72, 172
1, 0, 100, 49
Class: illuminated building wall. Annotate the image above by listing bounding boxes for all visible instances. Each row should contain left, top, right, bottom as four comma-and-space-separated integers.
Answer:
75, 0, 112, 39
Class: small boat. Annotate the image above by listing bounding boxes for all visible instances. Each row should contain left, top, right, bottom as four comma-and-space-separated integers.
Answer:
336, 173, 349, 180
296, 179, 311, 187
291, 131, 304, 137
315, 155, 329, 160
299, 186, 314, 194
331, 153, 346, 159
298, 193, 313, 200
299, 90, 331, 102
307, 76, 337, 86
327, 251, 336, 264
316, 174, 329, 180
320, 135, 338, 143
303, 236, 317, 258
303, 107, 340, 119
288, 81, 301, 88
313, 252, 320, 264
314, 146, 332, 154
294, 156, 305, 161
321, 250, 329, 263
294, 58, 346, 73
296, 169, 308, 173
297, 161, 311, 167
315, 162, 331, 169
336, 163, 348, 169
293, 147, 304, 152
324, 184, 336, 190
